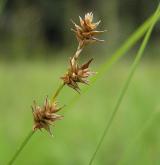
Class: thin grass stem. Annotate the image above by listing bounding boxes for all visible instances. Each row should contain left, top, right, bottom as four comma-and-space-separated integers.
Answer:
8, 130, 34, 165
51, 83, 65, 103
88, 4, 160, 165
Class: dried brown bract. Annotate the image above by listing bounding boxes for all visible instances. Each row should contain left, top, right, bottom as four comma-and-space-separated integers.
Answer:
71, 12, 105, 47
61, 57, 95, 92
32, 97, 63, 135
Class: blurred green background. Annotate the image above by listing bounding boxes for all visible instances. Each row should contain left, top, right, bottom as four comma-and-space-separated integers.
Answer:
0, 0, 160, 165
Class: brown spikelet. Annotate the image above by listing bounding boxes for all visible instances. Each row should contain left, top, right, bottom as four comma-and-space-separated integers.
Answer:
32, 97, 63, 135
71, 12, 105, 47
61, 58, 95, 92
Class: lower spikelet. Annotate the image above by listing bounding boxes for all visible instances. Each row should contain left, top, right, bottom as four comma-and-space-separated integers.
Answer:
32, 97, 63, 135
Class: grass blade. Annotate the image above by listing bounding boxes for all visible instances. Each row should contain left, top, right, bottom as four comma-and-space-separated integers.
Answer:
88, 4, 160, 165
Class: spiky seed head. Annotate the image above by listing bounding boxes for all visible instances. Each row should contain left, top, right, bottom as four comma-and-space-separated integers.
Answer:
61, 58, 95, 92
32, 97, 63, 135
71, 12, 105, 47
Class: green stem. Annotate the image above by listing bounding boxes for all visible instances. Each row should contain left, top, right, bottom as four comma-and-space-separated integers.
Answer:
51, 83, 65, 103
8, 130, 35, 165
88, 5, 160, 165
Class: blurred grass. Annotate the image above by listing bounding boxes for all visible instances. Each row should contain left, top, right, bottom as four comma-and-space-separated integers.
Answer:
0, 59, 160, 165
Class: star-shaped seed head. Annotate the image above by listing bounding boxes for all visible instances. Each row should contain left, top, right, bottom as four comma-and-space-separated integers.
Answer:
71, 12, 105, 47
61, 57, 95, 92
32, 97, 63, 135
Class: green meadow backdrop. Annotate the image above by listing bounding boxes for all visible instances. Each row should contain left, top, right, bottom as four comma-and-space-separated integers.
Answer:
0, 0, 160, 165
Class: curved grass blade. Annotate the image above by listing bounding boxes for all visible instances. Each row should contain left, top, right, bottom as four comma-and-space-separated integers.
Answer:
88, 4, 160, 165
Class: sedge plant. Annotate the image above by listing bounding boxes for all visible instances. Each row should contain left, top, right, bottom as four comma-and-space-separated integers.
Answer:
8, 4, 160, 165
8, 12, 105, 165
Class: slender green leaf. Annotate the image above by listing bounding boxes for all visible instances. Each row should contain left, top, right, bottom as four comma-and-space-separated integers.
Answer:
88, 4, 160, 165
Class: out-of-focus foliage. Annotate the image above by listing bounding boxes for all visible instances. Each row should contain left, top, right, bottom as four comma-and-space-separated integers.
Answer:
0, 0, 159, 59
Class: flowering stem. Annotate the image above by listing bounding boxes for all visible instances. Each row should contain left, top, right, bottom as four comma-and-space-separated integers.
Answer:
8, 130, 35, 165
51, 83, 65, 103
73, 43, 84, 60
